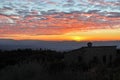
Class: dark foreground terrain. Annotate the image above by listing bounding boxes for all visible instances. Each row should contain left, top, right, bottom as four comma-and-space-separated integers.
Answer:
0, 49, 120, 80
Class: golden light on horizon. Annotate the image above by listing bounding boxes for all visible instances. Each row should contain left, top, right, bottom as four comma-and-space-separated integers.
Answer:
72, 36, 84, 41
0, 28, 120, 41
65, 28, 120, 41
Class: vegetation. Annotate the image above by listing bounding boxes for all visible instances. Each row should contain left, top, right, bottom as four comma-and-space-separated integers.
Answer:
0, 49, 63, 69
0, 49, 120, 80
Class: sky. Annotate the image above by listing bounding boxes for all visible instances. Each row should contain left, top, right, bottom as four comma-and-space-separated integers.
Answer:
0, 0, 120, 41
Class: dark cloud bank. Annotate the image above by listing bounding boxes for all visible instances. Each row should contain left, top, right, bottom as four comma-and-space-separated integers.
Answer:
0, 39, 119, 51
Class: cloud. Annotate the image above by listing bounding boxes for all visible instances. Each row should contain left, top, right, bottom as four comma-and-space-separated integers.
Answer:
0, 11, 120, 36
0, 0, 120, 16
0, 15, 15, 24
105, 12, 120, 18
0, 0, 119, 40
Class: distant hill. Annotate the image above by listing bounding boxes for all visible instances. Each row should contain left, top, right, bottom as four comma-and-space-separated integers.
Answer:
0, 39, 120, 51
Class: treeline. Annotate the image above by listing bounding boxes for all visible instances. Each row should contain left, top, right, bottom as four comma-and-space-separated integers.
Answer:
0, 49, 64, 69
117, 49, 120, 54
0, 48, 120, 71
0, 49, 120, 80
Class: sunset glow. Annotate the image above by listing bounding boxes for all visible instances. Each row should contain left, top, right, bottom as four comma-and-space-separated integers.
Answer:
0, 0, 120, 41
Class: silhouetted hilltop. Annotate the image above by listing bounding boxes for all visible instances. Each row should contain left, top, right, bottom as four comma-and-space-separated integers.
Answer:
0, 49, 63, 69
0, 44, 120, 80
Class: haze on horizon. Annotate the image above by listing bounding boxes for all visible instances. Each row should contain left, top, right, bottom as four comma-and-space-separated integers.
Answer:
0, 0, 120, 41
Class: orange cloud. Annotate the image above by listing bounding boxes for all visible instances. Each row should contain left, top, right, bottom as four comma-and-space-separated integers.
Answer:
0, 12, 120, 41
